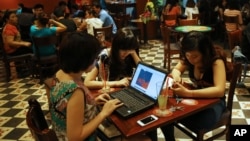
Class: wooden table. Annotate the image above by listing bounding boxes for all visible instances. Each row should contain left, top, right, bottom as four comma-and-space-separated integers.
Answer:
174, 25, 212, 33
130, 18, 152, 48
109, 97, 220, 138
90, 88, 220, 138
106, 1, 136, 15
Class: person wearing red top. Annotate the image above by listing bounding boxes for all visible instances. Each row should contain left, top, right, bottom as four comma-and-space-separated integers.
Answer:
2, 10, 32, 56
2, 10, 32, 77
162, 0, 182, 26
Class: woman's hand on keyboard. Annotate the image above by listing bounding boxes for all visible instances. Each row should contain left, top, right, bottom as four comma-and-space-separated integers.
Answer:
95, 93, 111, 105
100, 99, 124, 117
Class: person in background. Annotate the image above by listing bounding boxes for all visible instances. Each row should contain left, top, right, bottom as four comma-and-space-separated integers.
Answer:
16, 3, 32, 15
32, 4, 44, 23
241, 0, 250, 25
92, 1, 117, 34
73, 10, 85, 28
2, 11, 32, 56
51, 1, 71, 20
184, 0, 199, 19
160, 31, 228, 141
78, 8, 103, 35
30, 12, 67, 57
181, 0, 197, 13
2, 10, 32, 77
162, 0, 182, 25
53, 7, 77, 32
71, 4, 83, 18
100, 0, 108, 10
162, 0, 182, 15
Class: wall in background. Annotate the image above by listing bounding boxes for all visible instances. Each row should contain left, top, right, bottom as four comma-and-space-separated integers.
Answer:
0, 0, 61, 14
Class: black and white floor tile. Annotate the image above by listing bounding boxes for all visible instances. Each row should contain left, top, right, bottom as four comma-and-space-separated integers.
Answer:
0, 40, 249, 141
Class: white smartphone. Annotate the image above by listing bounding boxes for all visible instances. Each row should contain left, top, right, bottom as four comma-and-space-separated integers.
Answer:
137, 115, 158, 126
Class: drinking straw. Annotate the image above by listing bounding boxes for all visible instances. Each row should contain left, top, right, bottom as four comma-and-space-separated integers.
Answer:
165, 77, 169, 96
102, 62, 106, 88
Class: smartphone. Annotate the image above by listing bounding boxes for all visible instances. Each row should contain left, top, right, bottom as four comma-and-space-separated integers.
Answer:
137, 115, 158, 126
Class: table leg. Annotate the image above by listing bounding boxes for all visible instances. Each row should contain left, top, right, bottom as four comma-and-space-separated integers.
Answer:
142, 23, 152, 48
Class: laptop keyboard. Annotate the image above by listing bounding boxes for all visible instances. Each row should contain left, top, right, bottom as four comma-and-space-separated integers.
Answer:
111, 89, 150, 112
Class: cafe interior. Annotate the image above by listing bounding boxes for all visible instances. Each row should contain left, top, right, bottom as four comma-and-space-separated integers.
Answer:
0, 0, 250, 140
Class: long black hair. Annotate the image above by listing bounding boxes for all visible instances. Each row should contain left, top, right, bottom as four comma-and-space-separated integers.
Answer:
109, 28, 140, 80
180, 31, 227, 72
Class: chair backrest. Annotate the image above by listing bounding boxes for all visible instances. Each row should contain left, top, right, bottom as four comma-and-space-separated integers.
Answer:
192, 13, 201, 24
93, 24, 113, 43
178, 18, 198, 26
32, 35, 58, 60
223, 15, 239, 31
26, 98, 58, 141
192, 13, 200, 20
223, 15, 239, 24
162, 14, 178, 26
32, 35, 59, 83
227, 29, 242, 50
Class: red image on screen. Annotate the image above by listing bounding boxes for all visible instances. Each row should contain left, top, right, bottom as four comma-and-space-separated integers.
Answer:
136, 69, 152, 89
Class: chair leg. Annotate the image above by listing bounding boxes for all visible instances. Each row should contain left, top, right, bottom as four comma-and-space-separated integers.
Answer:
226, 126, 230, 141
168, 55, 171, 72
163, 52, 167, 68
197, 132, 204, 141
4, 61, 11, 82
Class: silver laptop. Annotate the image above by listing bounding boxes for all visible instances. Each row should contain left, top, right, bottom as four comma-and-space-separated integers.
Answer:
110, 62, 167, 118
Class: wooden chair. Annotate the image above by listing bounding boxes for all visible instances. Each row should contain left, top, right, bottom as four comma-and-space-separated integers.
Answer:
93, 25, 113, 43
0, 29, 33, 81
160, 25, 180, 71
223, 15, 239, 32
162, 14, 179, 42
32, 35, 59, 84
222, 15, 240, 49
174, 62, 242, 141
162, 14, 178, 27
192, 13, 201, 24
26, 98, 58, 141
178, 18, 198, 26
228, 30, 250, 83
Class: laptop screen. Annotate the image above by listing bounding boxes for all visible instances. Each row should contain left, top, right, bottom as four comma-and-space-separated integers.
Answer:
130, 63, 167, 100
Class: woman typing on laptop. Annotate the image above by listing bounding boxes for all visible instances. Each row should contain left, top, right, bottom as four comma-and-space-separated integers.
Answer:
160, 31, 228, 141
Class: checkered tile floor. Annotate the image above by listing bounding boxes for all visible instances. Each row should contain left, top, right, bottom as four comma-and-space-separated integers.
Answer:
0, 40, 250, 141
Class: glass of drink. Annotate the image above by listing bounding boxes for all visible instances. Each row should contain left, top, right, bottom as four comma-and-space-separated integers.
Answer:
99, 62, 110, 93
156, 81, 168, 111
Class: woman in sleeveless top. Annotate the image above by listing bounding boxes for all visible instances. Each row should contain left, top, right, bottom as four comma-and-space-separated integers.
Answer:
47, 32, 123, 141
160, 31, 228, 141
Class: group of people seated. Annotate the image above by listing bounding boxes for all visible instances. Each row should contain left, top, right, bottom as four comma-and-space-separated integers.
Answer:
161, 0, 249, 40
1, 1, 118, 78
42, 26, 230, 141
